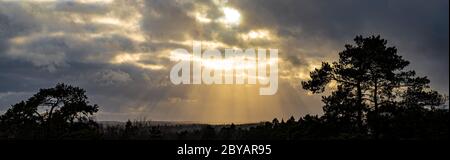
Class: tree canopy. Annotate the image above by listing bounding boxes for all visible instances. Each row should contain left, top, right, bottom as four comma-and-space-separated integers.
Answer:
0, 83, 99, 139
302, 35, 447, 138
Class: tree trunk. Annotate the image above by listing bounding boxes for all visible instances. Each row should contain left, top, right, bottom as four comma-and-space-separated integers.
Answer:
48, 102, 57, 121
356, 81, 363, 128
373, 78, 379, 139
374, 78, 378, 112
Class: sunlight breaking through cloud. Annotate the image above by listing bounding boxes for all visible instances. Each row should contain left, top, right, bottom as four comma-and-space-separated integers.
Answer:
0, 0, 447, 123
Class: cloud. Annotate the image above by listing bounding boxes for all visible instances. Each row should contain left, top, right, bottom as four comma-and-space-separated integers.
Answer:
140, 0, 197, 40
0, 0, 447, 122
94, 69, 132, 86
230, 0, 449, 92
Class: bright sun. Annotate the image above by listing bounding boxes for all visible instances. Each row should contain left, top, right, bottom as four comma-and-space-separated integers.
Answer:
222, 7, 241, 26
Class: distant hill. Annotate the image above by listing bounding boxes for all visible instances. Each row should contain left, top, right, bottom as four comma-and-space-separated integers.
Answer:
98, 120, 261, 128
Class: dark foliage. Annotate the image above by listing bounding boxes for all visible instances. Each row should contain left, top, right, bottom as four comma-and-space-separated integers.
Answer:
0, 83, 99, 139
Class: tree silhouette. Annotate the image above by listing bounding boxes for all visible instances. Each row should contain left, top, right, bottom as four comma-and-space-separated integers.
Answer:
302, 35, 447, 137
0, 83, 99, 139
201, 125, 216, 140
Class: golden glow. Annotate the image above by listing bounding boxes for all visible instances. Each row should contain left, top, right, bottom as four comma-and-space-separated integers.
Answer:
9, 32, 66, 45
88, 32, 146, 42
198, 40, 228, 49
9, 36, 28, 45
194, 12, 213, 23
112, 54, 140, 64
94, 17, 122, 26
111, 53, 165, 70
327, 80, 338, 89
220, 7, 241, 26
155, 81, 308, 124
193, 7, 241, 27
67, 10, 144, 42
136, 64, 165, 70
170, 50, 279, 80
200, 56, 279, 71
241, 30, 271, 40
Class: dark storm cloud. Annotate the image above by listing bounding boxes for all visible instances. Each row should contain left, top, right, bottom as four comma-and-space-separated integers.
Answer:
231, 0, 448, 42
140, 0, 197, 40
0, 0, 171, 114
230, 0, 449, 93
54, 1, 110, 14
0, 2, 40, 52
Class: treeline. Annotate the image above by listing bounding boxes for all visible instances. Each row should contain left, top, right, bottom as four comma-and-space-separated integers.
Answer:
0, 84, 447, 140
99, 108, 447, 140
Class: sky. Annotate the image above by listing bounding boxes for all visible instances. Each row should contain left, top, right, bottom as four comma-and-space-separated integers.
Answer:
0, 0, 448, 123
